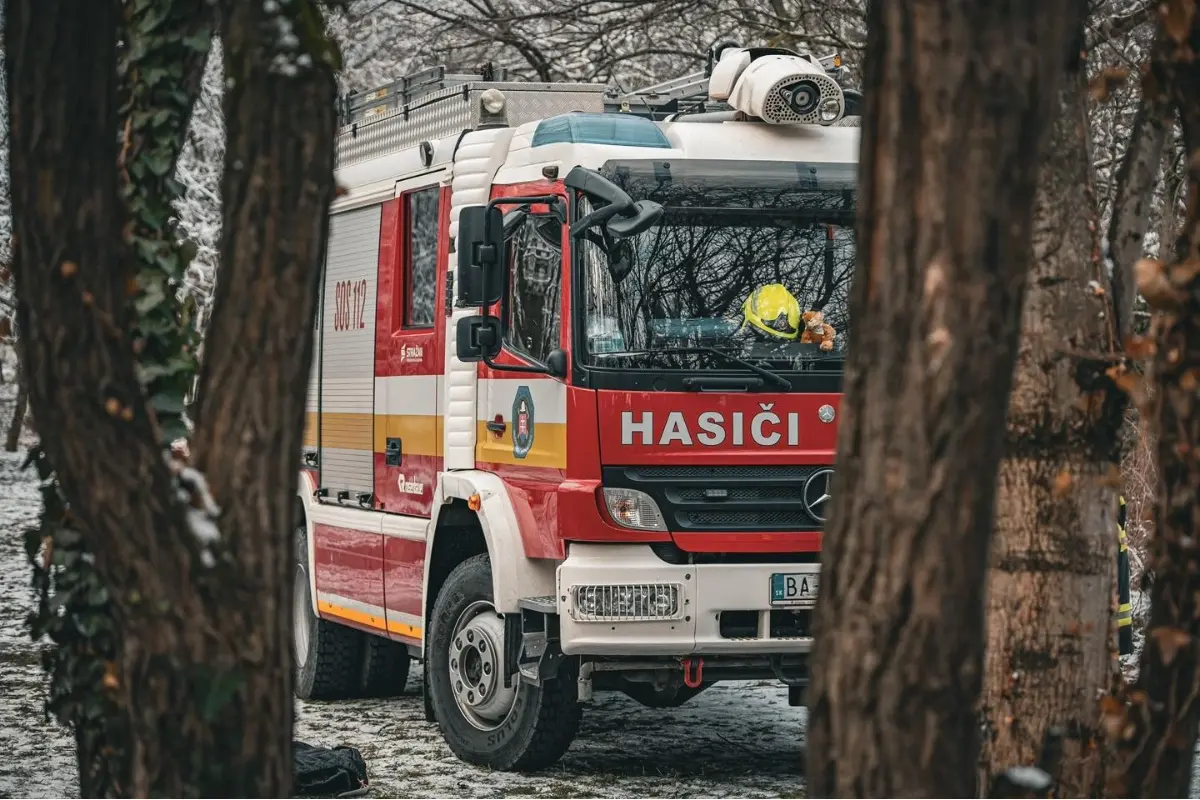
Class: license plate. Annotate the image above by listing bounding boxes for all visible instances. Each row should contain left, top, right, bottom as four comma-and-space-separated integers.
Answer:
770, 572, 819, 606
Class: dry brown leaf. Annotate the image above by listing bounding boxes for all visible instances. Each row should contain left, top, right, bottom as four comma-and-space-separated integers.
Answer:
1151, 626, 1193, 666
1100, 695, 1127, 739
1161, 0, 1197, 44
1114, 372, 1144, 397
1126, 335, 1158, 359
60, 260, 78, 278
1181, 370, 1199, 392
1136, 258, 1188, 309
119, 407, 134, 422
335, 184, 350, 198
101, 662, 119, 691
125, 277, 140, 297
1052, 470, 1074, 496
104, 398, 120, 416
1089, 66, 1129, 102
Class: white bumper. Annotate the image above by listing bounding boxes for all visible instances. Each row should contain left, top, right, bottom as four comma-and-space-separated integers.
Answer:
556, 543, 818, 656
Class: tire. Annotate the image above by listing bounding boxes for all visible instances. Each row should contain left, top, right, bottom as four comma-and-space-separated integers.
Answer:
428, 553, 581, 771
360, 633, 412, 697
293, 527, 365, 700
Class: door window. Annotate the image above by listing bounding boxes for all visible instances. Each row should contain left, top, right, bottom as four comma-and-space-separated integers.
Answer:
504, 215, 563, 364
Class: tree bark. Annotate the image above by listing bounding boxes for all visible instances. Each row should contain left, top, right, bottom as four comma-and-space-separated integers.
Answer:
1113, 4, 1200, 796
5, 0, 337, 795
805, 2, 1086, 796
5, 361, 26, 451
978, 67, 1120, 798
1108, 49, 1173, 344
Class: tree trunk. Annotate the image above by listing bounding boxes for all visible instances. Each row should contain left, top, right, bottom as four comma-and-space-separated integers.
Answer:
5, 0, 337, 795
5, 364, 26, 451
804, 2, 1086, 796
1113, 5, 1200, 796
1157, 133, 1184, 262
978, 67, 1120, 798
1108, 56, 1173, 344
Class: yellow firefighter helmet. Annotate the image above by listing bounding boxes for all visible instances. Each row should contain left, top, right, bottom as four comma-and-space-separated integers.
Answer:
740, 283, 801, 341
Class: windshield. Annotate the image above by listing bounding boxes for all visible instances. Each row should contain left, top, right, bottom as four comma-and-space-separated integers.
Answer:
579, 159, 855, 372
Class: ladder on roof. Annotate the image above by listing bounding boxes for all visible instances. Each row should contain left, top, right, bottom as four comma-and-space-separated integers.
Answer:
337, 63, 512, 127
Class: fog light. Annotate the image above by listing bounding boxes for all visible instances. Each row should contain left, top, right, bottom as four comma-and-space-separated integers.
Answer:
570, 583, 683, 621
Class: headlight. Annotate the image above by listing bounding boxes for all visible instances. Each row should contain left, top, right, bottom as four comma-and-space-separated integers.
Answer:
603, 487, 668, 531
571, 583, 683, 621
818, 97, 842, 123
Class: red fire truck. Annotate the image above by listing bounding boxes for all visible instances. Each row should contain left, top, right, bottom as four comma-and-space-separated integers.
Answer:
293, 41, 861, 770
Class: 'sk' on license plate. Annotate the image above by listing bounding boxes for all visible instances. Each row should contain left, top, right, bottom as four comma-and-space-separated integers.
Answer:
770, 572, 819, 606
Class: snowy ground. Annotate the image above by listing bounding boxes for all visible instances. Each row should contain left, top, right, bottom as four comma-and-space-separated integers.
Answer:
0, 447, 807, 798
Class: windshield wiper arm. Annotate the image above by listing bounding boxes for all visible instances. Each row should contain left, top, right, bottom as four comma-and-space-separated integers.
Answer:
590, 347, 792, 390
685, 347, 792, 390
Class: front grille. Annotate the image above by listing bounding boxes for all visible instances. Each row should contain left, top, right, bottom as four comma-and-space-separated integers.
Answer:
680, 510, 813, 528
604, 465, 830, 533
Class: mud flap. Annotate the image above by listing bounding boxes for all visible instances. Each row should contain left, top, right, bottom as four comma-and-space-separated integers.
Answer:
505, 597, 563, 688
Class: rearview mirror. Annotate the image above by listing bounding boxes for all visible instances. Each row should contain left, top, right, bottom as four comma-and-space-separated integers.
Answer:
606, 200, 663, 239
456, 205, 506, 307
455, 315, 502, 362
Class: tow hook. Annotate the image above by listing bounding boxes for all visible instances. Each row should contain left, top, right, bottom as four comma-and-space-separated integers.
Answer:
680, 656, 705, 689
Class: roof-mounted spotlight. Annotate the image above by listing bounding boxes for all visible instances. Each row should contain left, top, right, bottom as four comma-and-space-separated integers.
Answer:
478, 88, 508, 129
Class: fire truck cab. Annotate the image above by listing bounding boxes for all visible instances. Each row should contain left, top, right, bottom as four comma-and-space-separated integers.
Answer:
293, 42, 860, 770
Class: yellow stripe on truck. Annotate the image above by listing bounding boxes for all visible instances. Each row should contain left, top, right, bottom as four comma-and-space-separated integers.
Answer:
304, 411, 441, 456
475, 420, 568, 469
318, 599, 423, 639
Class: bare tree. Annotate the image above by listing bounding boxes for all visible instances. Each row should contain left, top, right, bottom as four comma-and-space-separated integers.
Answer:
5, 0, 338, 794
1110, 2, 1200, 795
979, 65, 1123, 796
804, 1, 1087, 795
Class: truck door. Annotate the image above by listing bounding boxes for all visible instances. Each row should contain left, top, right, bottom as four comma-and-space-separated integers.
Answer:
476, 210, 569, 557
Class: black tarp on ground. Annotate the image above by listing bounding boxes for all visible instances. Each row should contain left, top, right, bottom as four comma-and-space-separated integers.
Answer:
294, 741, 370, 798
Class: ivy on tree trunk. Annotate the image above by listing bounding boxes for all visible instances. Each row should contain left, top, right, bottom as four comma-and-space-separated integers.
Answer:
805, 1, 1086, 796
5, 0, 339, 794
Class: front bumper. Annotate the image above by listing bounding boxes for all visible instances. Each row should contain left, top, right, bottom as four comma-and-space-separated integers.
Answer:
556, 543, 818, 656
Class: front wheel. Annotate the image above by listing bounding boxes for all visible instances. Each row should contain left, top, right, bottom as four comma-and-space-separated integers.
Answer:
427, 554, 581, 771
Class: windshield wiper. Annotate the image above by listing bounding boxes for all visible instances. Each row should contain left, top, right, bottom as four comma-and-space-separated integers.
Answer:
593, 347, 792, 391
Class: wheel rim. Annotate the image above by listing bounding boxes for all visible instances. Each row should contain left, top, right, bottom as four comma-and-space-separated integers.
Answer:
293, 563, 312, 666
448, 600, 517, 731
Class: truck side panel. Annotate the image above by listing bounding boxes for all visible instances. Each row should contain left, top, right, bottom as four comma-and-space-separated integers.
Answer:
319, 205, 382, 497
315, 205, 387, 629
314, 521, 387, 633
373, 181, 448, 518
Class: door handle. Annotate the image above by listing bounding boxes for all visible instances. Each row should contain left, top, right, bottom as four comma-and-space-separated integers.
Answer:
385, 437, 402, 467
486, 418, 507, 434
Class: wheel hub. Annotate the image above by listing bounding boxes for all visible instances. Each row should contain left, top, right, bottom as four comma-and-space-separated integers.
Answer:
448, 602, 516, 731
293, 563, 311, 666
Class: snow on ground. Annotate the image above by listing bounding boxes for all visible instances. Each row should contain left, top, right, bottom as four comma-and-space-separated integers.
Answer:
0, 448, 807, 798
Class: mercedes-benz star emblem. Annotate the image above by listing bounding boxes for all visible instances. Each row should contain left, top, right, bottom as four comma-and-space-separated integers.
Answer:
803, 468, 834, 523
818, 404, 836, 424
